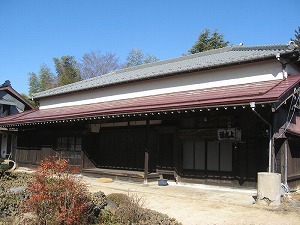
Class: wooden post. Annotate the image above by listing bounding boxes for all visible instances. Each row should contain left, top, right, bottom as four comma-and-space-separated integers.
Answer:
144, 119, 149, 185
144, 151, 149, 185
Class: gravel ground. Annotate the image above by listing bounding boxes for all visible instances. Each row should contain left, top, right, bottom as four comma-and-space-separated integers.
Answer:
15, 167, 299, 225
83, 176, 300, 225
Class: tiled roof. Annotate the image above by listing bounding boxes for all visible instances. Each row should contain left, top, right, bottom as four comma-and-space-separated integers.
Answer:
32, 44, 296, 99
2, 75, 300, 126
0, 86, 34, 110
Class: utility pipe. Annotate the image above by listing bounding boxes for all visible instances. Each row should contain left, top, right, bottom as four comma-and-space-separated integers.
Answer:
250, 102, 273, 173
276, 52, 288, 79
284, 140, 288, 185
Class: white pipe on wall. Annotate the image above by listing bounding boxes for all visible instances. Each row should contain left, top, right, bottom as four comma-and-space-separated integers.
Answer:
250, 102, 273, 173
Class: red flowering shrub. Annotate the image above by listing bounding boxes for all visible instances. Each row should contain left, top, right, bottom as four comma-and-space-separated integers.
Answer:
21, 156, 90, 224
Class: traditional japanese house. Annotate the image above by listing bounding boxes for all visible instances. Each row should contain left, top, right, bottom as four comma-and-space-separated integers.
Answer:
0, 80, 34, 158
0, 44, 300, 188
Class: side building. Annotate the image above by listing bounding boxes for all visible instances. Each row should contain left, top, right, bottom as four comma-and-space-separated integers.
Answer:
0, 80, 34, 158
0, 44, 300, 189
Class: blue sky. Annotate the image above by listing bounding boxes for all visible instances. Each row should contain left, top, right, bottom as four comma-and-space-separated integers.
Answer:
0, 0, 299, 95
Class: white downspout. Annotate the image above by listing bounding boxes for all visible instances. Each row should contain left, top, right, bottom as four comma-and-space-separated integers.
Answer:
284, 140, 288, 185
276, 53, 288, 79
250, 102, 273, 173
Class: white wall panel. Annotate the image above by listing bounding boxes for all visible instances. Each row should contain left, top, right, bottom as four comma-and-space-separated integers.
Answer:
40, 60, 283, 109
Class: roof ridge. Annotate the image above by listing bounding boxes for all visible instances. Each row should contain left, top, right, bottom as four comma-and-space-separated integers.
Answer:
32, 46, 234, 98
114, 46, 234, 74
32, 43, 296, 99
231, 44, 289, 51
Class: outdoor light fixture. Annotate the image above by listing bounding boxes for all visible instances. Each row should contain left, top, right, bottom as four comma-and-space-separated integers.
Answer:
250, 102, 255, 109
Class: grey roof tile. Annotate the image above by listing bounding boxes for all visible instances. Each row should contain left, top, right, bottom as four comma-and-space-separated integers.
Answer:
33, 44, 294, 99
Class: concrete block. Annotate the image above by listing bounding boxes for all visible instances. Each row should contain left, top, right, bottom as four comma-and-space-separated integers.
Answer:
257, 172, 281, 206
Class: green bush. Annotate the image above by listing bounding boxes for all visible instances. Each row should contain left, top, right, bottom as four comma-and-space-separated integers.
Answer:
112, 193, 146, 224
106, 193, 131, 206
106, 193, 182, 225
139, 209, 182, 225
0, 173, 32, 222
87, 191, 107, 224
0, 159, 10, 178
0, 173, 32, 190
0, 165, 182, 225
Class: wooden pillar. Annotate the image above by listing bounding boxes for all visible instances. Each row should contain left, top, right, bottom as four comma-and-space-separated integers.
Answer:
144, 152, 149, 185
144, 120, 150, 185
144, 119, 149, 184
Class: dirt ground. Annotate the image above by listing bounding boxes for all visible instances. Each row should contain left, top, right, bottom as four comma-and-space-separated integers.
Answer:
83, 176, 300, 225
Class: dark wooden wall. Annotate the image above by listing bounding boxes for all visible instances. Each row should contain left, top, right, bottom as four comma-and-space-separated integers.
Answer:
11, 107, 276, 187
175, 110, 269, 183
83, 127, 158, 171
15, 147, 56, 164
288, 139, 300, 179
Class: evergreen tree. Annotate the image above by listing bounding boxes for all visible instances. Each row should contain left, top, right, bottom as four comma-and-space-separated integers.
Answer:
291, 26, 300, 46
54, 56, 81, 86
21, 93, 37, 107
39, 64, 57, 91
188, 29, 229, 54
28, 72, 40, 96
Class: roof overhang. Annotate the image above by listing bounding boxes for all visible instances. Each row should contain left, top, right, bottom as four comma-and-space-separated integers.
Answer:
1, 75, 300, 127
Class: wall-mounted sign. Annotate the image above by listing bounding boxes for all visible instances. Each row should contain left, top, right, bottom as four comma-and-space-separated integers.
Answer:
8, 128, 18, 132
217, 128, 241, 141
90, 124, 100, 133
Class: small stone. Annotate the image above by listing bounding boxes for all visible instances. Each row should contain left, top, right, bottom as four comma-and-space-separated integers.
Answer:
105, 199, 118, 213
9, 186, 28, 193
97, 177, 113, 183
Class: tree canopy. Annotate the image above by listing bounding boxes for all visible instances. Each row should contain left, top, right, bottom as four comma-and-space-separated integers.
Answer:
28, 72, 40, 96
28, 56, 79, 96
39, 64, 56, 91
78, 50, 120, 79
27, 48, 159, 96
28, 64, 57, 96
21, 93, 37, 107
124, 48, 159, 68
54, 56, 81, 86
188, 29, 229, 54
291, 26, 300, 47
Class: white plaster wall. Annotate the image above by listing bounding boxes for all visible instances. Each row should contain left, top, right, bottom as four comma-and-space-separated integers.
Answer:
287, 64, 300, 75
40, 60, 285, 109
